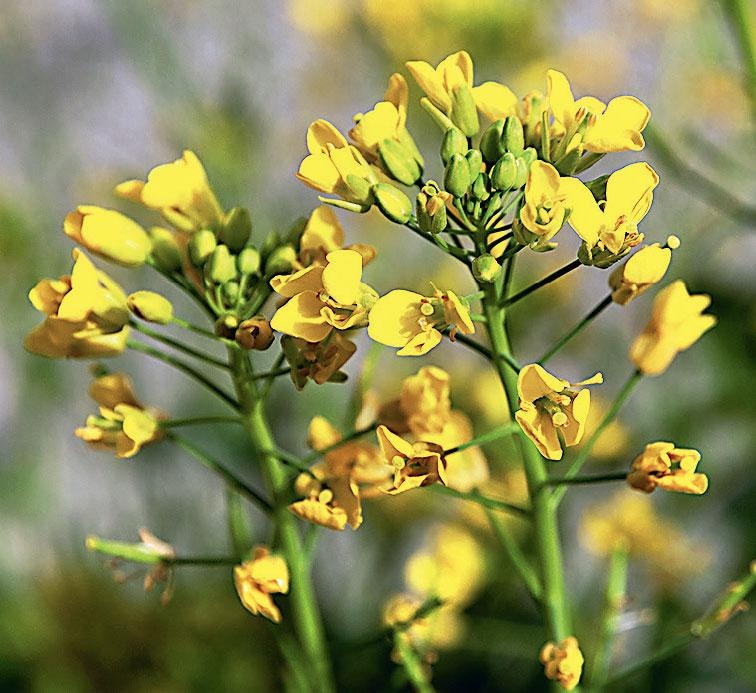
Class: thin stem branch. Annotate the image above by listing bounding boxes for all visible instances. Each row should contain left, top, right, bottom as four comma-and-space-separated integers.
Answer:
500, 259, 582, 309
452, 332, 521, 373
171, 315, 233, 343
127, 339, 239, 410
540, 471, 627, 489
300, 424, 377, 466
444, 421, 520, 455
161, 415, 243, 428
430, 484, 531, 519
130, 320, 230, 370
250, 366, 291, 381
538, 295, 613, 364
393, 633, 435, 693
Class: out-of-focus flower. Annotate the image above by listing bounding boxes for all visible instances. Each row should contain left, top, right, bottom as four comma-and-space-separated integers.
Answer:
517, 161, 572, 249
116, 150, 223, 232
75, 372, 164, 458
397, 365, 452, 436
629, 280, 716, 375
515, 364, 602, 461
234, 546, 289, 623
298, 205, 375, 267
609, 244, 672, 305
282, 333, 357, 390
368, 288, 473, 355
540, 636, 584, 691
127, 290, 174, 325
24, 249, 130, 359
627, 442, 708, 494
64, 206, 150, 268
270, 249, 377, 342
376, 425, 447, 493
383, 593, 464, 651
581, 396, 630, 460
547, 69, 649, 153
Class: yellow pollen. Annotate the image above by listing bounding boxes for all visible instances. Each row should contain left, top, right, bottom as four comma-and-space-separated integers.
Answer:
391, 455, 406, 470
420, 302, 434, 316
551, 410, 568, 427
318, 489, 334, 504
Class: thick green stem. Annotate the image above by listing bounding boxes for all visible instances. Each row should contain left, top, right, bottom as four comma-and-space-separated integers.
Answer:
229, 349, 335, 693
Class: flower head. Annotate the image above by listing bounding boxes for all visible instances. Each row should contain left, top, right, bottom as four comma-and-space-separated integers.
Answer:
627, 442, 708, 494
298, 206, 376, 267
234, 546, 289, 623
540, 636, 584, 691
116, 150, 223, 232
368, 288, 474, 356
25, 249, 130, 359
376, 425, 447, 494
608, 243, 672, 305
547, 69, 650, 153
515, 364, 603, 460
629, 280, 716, 375
517, 161, 573, 249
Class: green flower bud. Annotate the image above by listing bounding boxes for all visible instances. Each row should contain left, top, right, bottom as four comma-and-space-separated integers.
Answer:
148, 227, 183, 273
223, 281, 240, 304
585, 174, 609, 202
503, 115, 525, 155
472, 254, 503, 283
261, 231, 280, 259
479, 119, 506, 163
378, 138, 422, 186
189, 229, 217, 267
373, 183, 413, 224
440, 127, 468, 165
450, 84, 480, 137
471, 172, 490, 201
237, 246, 261, 275
207, 244, 237, 284
127, 290, 174, 324
520, 147, 538, 169
490, 153, 517, 191
444, 153, 472, 198
513, 156, 529, 189
219, 207, 252, 252
465, 149, 483, 181
284, 216, 308, 245
264, 244, 297, 276
344, 174, 374, 206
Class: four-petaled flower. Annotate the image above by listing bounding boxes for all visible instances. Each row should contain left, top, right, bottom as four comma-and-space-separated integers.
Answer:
540, 636, 584, 691
627, 442, 708, 495
234, 546, 290, 624
376, 425, 447, 494
608, 243, 672, 305
517, 161, 573, 249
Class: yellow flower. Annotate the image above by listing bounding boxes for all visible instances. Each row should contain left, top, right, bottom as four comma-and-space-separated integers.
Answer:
581, 396, 630, 460
234, 546, 289, 623
298, 205, 376, 267
270, 249, 375, 342
398, 366, 452, 436
515, 364, 603, 461
561, 162, 659, 258
116, 150, 223, 232
282, 333, 357, 389
64, 206, 150, 268
608, 243, 672, 305
629, 280, 716, 376
540, 637, 584, 691
376, 425, 447, 494
517, 161, 573, 249
74, 372, 164, 458
382, 593, 464, 651
627, 442, 708, 494
547, 69, 650, 153
25, 249, 130, 359
406, 50, 473, 114
367, 288, 474, 356
472, 80, 519, 122
296, 120, 377, 205
427, 410, 490, 493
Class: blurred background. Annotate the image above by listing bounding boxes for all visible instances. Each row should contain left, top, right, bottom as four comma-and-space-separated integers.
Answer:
2, 0, 754, 690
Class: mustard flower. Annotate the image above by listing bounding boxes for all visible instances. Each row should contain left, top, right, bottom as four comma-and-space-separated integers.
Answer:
515, 364, 603, 461
608, 243, 672, 305
627, 442, 708, 495
383, 593, 464, 651
517, 161, 573, 250
298, 205, 376, 267
116, 150, 223, 232
562, 162, 659, 264
24, 249, 130, 359
282, 333, 357, 390
367, 288, 474, 356
540, 637, 584, 691
296, 120, 377, 206
64, 205, 150, 268
547, 69, 650, 153
234, 546, 289, 623
74, 372, 164, 459
376, 425, 447, 494
270, 249, 377, 342
629, 280, 716, 375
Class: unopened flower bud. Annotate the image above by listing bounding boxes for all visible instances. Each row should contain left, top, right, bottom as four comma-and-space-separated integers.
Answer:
450, 84, 479, 137
235, 317, 274, 351
471, 172, 490, 201
127, 290, 174, 324
215, 314, 239, 339
480, 119, 506, 163
444, 153, 471, 198
344, 174, 374, 206
417, 191, 448, 234
264, 245, 297, 276
490, 153, 517, 191
513, 156, 529, 189
207, 244, 237, 284
472, 253, 502, 283
440, 127, 468, 165
378, 139, 422, 186
519, 147, 537, 169
503, 115, 525, 155
223, 281, 240, 304
237, 246, 261, 275
148, 227, 183, 273
373, 183, 413, 224
189, 229, 217, 267
585, 174, 609, 201
220, 207, 252, 252
465, 149, 483, 181
261, 231, 280, 259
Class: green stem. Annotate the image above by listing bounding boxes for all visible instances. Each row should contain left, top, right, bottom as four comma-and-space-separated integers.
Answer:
161, 415, 242, 428
430, 485, 530, 519
404, 218, 471, 265
444, 421, 520, 455
171, 315, 234, 344
538, 295, 612, 364
168, 433, 272, 513
540, 471, 627, 489
250, 366, 292, 381
500, 259, 582, 309
146, 258, 215, 319
130, 320, 230, 370
393, 632, 435, 693
127, 339, 239, 410
552, 371, 642, 506
86, 535, 241, 566
229, 349, 335, 693
722, 0, 756, 116
261, 352, 288, 400
588, 547, 629, 689
226, 486, 254, 557
452, 332, 521, 373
